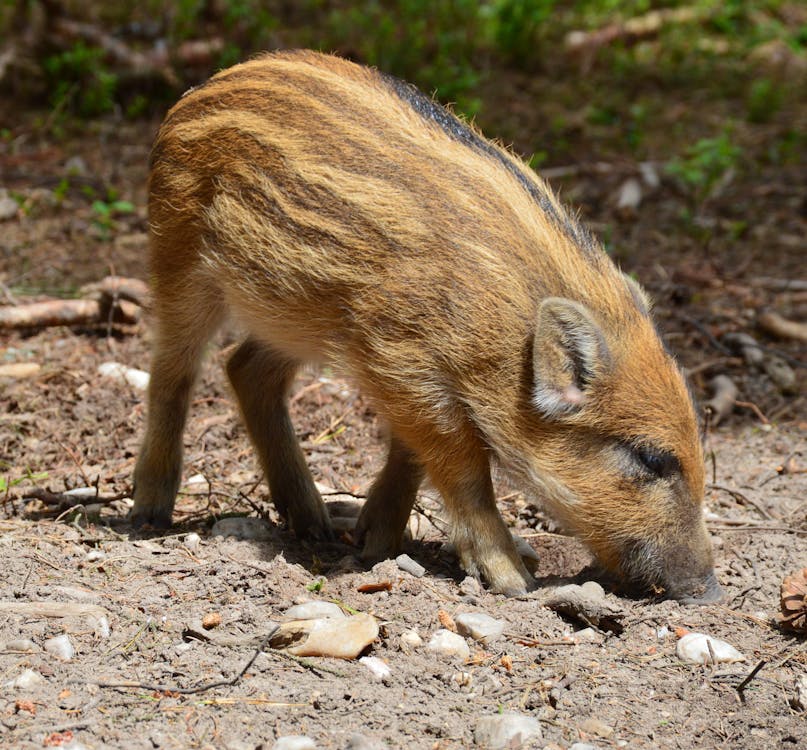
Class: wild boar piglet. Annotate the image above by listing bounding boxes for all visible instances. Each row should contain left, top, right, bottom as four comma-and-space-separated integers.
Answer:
132, 50, 722, 604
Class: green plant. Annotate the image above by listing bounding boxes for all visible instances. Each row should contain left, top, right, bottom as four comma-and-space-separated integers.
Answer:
91, 196, 135, 239
485, 0, 556, 66
665, 130, 743, 200
44, 42, 118, 117
0, 470, 49, 493
746, 78, 783, 123
321, 0, 485, 115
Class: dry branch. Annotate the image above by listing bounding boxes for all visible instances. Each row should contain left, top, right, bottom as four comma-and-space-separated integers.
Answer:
80, 275, 151, 308
758, 311, 807, 343
565, 6, 702, 67
0, 298, 139, 329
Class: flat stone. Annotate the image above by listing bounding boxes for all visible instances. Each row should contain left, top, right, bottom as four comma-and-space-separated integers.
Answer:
455, 612, 506, 643
211, 516, 274, 541
474, 712, 542, 748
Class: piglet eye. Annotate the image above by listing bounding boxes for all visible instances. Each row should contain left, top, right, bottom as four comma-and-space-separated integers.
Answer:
634, 446, 680, 479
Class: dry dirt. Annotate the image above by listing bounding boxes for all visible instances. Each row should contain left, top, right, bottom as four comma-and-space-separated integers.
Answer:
0, 105, 805, 750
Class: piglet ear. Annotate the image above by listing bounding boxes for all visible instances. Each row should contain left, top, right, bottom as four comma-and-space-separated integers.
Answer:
532, 298, 612, 418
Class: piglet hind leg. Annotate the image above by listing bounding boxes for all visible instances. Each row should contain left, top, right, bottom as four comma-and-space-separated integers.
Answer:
226, 339, 333, 541
131, 290, 224, 528
427, 436, 534, 596
355, 435, 425, 563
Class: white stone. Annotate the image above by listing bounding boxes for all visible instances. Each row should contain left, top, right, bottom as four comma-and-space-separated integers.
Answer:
64, 487, 97, 500
44, 634, 75, 661
9, 668, 44, 689
63, 740, 90, 750
395, 553, 425, 578
569, 744, 599, 750
399, 629, 423, 651
639, 161, 661, 188
211, 516, 273, 541
455, 612, 506, 643
273, 737, 316, 750
656, 626, 670, 639
85, 549, 106, 562
359, 656, 391, 682
283, 601, 345, 620
676, 632, 746, 665
426, 629, 470, 660
5, 639, 39, 652
186, 473, 207, 486
474, 712, 542, 748
617, 177, 642, 210
97, 361, 150, 390
183, 532, 202, 552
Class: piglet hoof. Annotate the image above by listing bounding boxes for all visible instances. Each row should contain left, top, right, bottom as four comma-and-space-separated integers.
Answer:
291, 510, 335, 543
129, 508, 173, 530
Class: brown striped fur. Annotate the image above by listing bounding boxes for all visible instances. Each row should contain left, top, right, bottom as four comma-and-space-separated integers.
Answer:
132, 50, 720, 601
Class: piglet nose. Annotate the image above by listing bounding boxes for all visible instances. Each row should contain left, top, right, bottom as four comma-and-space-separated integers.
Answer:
673, 571, 723, 605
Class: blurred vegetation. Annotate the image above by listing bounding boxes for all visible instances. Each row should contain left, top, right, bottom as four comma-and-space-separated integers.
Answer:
0, 0, 805, 189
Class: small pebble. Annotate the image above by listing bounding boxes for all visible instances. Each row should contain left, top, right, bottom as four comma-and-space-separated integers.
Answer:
580, 718, 614, 738
186, 473, 207, 486
359, 656, 391, 682
455, 612, 506, 643
97, 361, 150, 390
474, 712, 542, 748
44, 634, 75, 661
569, 744, 599, 750
183, 532, 202, 552
5, 639, 39, 652
10, 668, 44, 689
85, 549, 106, 562
273, 737, 316, 750
676, 632, 745, 665
656, 626, 670, 639
399, 629, 423, 651
395, 553, 426, 578
427, 629, 470, 660
284, 601, 345, 620
63, 741, 90, 750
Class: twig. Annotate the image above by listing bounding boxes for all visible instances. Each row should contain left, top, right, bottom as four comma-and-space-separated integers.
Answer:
96, 628, 279, 695
733, 400, 770, 425
735, 660, 766, 700
751, 277, 807, 292
708, 484, 774, 520
22, 487, 127, 509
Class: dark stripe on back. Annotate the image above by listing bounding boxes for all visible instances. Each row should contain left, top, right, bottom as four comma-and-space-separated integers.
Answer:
378, 71, 596, 255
